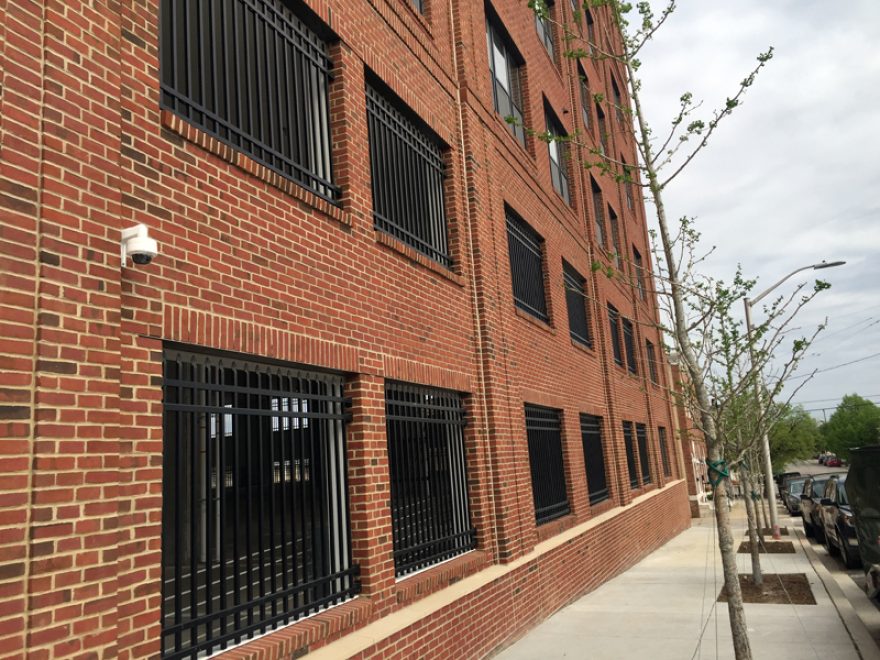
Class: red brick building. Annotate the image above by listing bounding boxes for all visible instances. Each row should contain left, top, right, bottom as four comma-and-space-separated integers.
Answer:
0, 1, 690, 658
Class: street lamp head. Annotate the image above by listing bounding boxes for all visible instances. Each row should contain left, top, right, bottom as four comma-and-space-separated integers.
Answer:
813, 260, 846, 270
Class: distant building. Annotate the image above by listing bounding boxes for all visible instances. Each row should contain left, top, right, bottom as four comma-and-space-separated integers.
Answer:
0, 1, 691, 657
668, 358, 710, 516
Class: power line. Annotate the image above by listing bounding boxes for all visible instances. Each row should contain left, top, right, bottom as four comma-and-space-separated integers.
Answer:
788, 351, 880, 380
800, 400, 880, 414
792, 393, 880, 405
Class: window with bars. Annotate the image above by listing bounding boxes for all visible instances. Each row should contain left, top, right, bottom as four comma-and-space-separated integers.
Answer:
622, 421, 638, 489
636, 423, 652, 484
578, 64, 592, 131
596, 104, 609, 155
385, 382, 476, 577
608, 206, 621, 267
563, 261, 592, 347
622, 317, 637, 375
367, 82, 450, 267
658, 426, 671, 477
487, 9, 526, 145
535, 2, 555, 59
546, 108, 571, 204
608, 303, 623, 366
591, 178, 606, 248
507, 210, 549, 322
159, 0, 338, 202
633, 246, 646, 299
161, 348, 358, 660
525, 405, 570, 524
646, 339, 658, 384
580, 414, 609, 505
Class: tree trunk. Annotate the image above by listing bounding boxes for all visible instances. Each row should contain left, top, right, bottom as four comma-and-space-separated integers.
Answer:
741, 466, 763, 585
759, 477, 771, 538
753, 473, 766, 539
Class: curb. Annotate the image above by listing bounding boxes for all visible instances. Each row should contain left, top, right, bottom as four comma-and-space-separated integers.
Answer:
795, 528, 880, 660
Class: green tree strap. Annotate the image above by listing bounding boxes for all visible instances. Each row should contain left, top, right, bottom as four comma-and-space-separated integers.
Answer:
706, 459, 729, 487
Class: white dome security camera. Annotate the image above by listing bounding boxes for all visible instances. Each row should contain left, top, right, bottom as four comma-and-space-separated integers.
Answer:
121, 223, 158, 266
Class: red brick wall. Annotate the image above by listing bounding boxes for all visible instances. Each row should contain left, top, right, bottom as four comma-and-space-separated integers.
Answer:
0, 1, 689, 658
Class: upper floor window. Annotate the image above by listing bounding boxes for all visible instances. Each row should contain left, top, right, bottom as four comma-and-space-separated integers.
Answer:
596, 104, 609, 155
622, 161, 635, 210
646, 339, 659, 384
585, 8, 596, 52
658, 426, 671, 477
611, 76, 625, 124
366, 82, 450, 267
622, 317, 637, 374
545, 108, 571, 204
563, 261, 592, 347
507, 209, 549, 322
409, 0, 425, 14
608, 206, 622, 267
633, 246, 646, 299
607, 303, 623, 366
487, 10, 526, 144
159, 0, 338, 201
578, 64, 592, 131
535, 2, 555, 59
636, 422, 652, 484
591, 177, 606, 247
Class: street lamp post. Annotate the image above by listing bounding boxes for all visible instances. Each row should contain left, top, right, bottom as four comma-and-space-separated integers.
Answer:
743, 260, 845, 540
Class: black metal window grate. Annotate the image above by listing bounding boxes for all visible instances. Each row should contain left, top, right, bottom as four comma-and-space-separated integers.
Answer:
633, 247, 646, 299
636, 423, 652, 485
367, 83, 450, 267
646, 339, 658, 384
591, 177, 605, 248
161, 348, 358, 660
578, 64, 592, 131
659, 426, 671, 477
564, 261, 592, 347
525, 405, 570, 524
608, 304, 623, 366
608, 206, 622, 268
487, 11, 525, 145
535, 4, 554, 58
159, 0, 339, 202
581, 414, 609, 505
385, 382, 475, 577
622, 318, 637, 375
507, 210, 549, 321
622, 421, 638, 489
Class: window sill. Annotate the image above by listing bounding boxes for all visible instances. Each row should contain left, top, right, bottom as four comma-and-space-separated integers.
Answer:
535, 512, 577, 542
160, 110, 351, 230
570, 337, 596, 355
494, 113, 533, 160
514, 306, 555, 334
393, 550, 489, 607
397, 0, 434, 36
588, 497, 616, 517
375, 230, 464, 286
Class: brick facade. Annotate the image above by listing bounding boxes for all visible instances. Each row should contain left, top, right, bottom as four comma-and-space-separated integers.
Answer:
0, 1, 690, 658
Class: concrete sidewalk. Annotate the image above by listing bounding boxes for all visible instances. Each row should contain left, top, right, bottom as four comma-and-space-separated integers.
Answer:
495, 502, 880, 660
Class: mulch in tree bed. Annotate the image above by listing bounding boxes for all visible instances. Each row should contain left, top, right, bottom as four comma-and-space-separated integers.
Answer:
718, 573, 816, 605
737, 541, 796, 554
743, 527, 790, 536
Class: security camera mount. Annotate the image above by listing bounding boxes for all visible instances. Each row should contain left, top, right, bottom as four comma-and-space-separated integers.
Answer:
120, 223, 158, 267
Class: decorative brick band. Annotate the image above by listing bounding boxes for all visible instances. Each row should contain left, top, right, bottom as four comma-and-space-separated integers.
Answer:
383, 353, 472, 392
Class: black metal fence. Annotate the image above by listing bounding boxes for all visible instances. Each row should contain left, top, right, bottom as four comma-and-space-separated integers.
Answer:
507, 210, 548, 321
636, 423, 652, 485
385, 382, 475, 576
367, 83, 450, 267
580, 414, 609, 505
161, 348, 358, 659
622, 421, 638, 489
159, 0, 339, 201
525, 405, 570, 524
658, 426, 671, 477
564, 262, 591, 347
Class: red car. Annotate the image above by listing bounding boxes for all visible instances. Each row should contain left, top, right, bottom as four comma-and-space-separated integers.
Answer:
826, 456, 843, 467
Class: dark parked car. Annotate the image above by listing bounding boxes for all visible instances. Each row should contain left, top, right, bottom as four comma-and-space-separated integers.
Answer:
774, 471, 801, 498
847, 446, 880, 599
819, 474, 861, 568
801, 474, 835, 541
783, 476, 807, 514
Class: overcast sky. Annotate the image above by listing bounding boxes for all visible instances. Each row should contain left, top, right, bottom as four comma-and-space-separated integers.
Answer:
636, 0, 880, 420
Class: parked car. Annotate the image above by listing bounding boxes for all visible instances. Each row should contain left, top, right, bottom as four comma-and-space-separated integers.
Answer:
774, 471, 801, 499
826, 456, 843, 467
818, 474, 861, 568
801, 474, 835, 541
846, 446, 880, 599
783, 476, 808, 515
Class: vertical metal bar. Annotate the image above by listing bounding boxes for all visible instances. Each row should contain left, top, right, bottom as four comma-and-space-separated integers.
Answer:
172, 363, 183, 655
188, 366, 199, 649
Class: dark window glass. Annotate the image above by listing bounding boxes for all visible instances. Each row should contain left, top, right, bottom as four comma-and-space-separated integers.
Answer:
385, 382, 475, 576
507, 210, 549, 321
608, 303, 623, 366
591, 178, 606, 247
623, 162, 635, 210
159, 0, 338, 201
525, 404, 570, 524
608, 206, 621, 267
161, 349, 358, 658
633, 247, 646, 299
564, 261, 592, 347
622, 421, 638, 489
646, 339, 658, 384
578, 64, 592, 131
536, 4, 555, 58
622, 318, 637, 374
367, 83, 450, 267
596, 104, 609, 155
658, 426, 671, 477
410, 0, 425, 14
636, 423, 652, 484
581, 414, 609, 505
546, 109, 571, 204
612, 76, 625, 124
586, 8, 596, 51
487, 12, 526, 144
